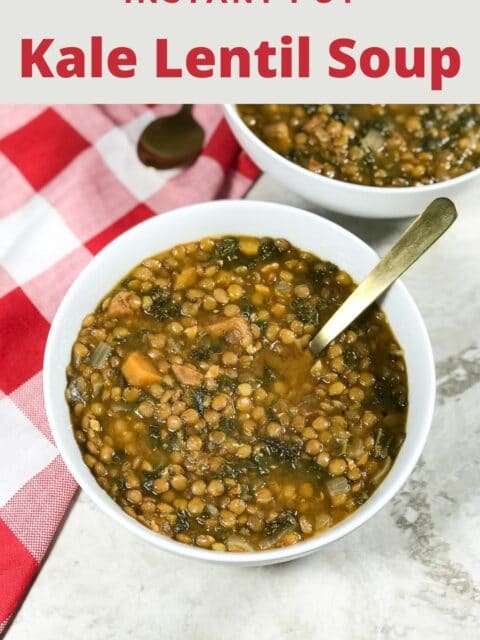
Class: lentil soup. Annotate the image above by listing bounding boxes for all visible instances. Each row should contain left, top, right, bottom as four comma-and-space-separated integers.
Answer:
237, 104, 480, 187
66, 235, 408, 552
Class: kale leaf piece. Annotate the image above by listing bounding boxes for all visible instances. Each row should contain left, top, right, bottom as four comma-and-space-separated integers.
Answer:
142, 466, 165, 495
332, 105, 350, 123
290, 298, 322, 325
163, 432, 181, 453
373, 377, 408, 412
218, 417, 238, 433
173, 510, 191, 534
214, 237, 240, 263
190, 345, 215, 362
262, 365, 277, 386
217, 376, 239, 392
263, 438, 302, 470
148, 423, 161, 448
146, 297, 182, 322
258, 238, 281, 262
307, 261, 338, 286
220, 459, 252, 479
264, 510, 298, 538
343, 348, 359, 368
303, 105, 318, 116
239, 299, 255, 320
190, 388, 212, 416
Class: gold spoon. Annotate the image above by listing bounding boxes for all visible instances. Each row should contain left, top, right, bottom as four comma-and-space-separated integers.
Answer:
137, 105, 205, 169
310, 197, 457, 356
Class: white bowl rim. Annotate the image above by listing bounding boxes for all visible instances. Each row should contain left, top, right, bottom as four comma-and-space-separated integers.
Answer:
224, 104, 480, 196
43, 199, 436, 565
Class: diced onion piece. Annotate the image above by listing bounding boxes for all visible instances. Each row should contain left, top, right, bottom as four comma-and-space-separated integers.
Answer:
258, 536, 279, 551
371, 456, 392, 485
310, 360, 323, 380
326, 476, 350, 497
315, 513, 332, 531
110, 402, 131, 412
259, 525, 297, 550
206, 504, 219, 517
348, 436, 364, 459
226, 535, 254, 552
91, 379, 104, 398
66, 377, 87, 405
298, 394, 321, 416
275, 281, 292, 293
90, 341, 112, 369
361, 129, 384, 152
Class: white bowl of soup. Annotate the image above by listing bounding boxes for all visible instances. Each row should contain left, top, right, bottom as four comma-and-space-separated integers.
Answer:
44, 200, 435, 565
224, 104, 480, 218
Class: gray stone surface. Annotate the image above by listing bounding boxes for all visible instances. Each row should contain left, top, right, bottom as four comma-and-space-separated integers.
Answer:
6, 175, 480, 640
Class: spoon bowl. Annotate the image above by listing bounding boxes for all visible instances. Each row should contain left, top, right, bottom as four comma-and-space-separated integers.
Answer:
138, 105, 205, 169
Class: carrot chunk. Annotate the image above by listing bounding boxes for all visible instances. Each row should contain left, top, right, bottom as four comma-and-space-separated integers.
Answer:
121, 352, 162, 387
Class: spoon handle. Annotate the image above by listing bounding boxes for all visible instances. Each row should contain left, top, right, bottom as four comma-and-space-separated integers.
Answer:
179, 104, 193, 116
310, 197, 457, 356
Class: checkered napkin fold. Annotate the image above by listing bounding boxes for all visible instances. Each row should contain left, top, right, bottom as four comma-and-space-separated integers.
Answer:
0, 104, 259, 634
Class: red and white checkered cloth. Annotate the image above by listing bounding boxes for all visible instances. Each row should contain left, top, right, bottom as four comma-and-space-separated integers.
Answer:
0, 104, 259, 634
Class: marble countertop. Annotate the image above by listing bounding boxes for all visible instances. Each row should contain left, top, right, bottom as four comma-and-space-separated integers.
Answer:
7, 176, 480, 640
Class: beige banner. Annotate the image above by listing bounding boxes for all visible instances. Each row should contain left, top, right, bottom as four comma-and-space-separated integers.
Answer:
1, 0, 479, 102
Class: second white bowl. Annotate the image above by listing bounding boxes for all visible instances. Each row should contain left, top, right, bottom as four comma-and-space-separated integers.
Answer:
224, 104, 480, 219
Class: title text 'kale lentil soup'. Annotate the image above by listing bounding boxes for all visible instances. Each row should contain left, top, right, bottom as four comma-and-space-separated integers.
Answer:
66, 235, 408, 552
237, 104, 480, 188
